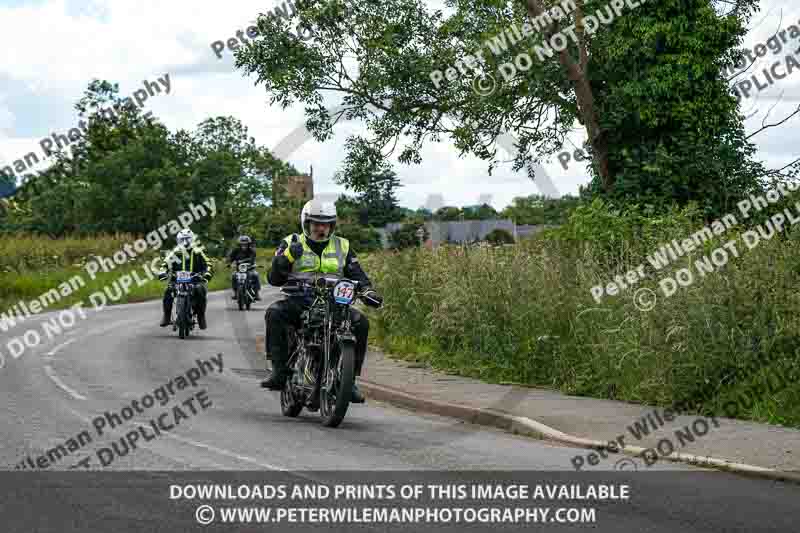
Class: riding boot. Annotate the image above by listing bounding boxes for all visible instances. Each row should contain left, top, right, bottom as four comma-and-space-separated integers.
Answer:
351, 383, 365, 403
261, 325, 289, 390
261, 349, 289, 389
160, 299, 172, 327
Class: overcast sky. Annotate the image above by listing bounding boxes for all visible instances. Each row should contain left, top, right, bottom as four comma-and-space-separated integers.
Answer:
1, 0, 799, 210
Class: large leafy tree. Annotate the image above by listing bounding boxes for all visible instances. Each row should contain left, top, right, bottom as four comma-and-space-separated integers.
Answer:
343, 167, 404, 226
6, 81, 296, 239
235, 0, 770, 218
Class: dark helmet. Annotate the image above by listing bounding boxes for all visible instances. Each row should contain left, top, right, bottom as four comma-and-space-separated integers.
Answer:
238, 235, 253, 249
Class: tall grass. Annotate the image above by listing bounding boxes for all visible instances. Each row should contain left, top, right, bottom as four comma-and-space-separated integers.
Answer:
0, 234, 234, 313
362, 200, 800, 427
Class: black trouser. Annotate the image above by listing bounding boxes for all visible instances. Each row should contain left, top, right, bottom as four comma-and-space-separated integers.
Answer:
163, 282, 207, 318
265, 297, 369, 377
231, 271, 261, 294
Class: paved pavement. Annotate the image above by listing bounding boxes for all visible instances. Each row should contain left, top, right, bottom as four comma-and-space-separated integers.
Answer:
353, 342, 800, 475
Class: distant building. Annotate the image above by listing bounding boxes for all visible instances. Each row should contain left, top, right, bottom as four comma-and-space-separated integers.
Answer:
275, 166, 314, 205
379, 219, 528, 248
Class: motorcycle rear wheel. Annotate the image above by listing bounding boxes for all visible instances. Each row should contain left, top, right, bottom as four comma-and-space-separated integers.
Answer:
280, 331, 304, 417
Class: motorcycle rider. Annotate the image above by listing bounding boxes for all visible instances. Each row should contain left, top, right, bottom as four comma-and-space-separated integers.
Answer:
261, 198, 383, 403
158, 228, 214, 329
228, 235, 261, 300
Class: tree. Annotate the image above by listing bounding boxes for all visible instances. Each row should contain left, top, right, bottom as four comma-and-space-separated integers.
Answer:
500, 194, 580, 224
352, 167, 404, 226
335, 194, 362, 221
336, 220, 384, 252
462, 203, 498, 220
390, 223, 428, 249
485, 228, 515, 244
234, 0, 767, 218
7, 80, 296, 240
434, 206, 462, 221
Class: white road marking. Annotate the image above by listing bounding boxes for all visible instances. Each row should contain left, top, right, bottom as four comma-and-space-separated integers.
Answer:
43, 365, 87, 400
35, 303, 288, 471
60, 404, 286, 471
45, 338, 76, 356
164, 433, 286, 471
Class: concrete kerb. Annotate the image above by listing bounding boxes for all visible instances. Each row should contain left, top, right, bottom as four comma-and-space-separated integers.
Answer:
357, 379, 800, 484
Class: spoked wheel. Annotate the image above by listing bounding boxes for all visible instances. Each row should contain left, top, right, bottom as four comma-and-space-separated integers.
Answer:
280, 330, 303, 417
320, 341, 355, 428
245, 286, 252, 310
177, 296, 190, 339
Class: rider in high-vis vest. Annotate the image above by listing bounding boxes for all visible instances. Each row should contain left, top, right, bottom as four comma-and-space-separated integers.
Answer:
262, 198, 383, 403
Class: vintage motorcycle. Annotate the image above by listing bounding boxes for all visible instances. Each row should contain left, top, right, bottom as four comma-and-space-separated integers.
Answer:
234, 261, 259, 311
172, 270, 202, 339
278, 272, 374, 428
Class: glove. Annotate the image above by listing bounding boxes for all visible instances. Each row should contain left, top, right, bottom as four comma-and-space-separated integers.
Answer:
287, 234, 304, 263
360, 289, 383, 309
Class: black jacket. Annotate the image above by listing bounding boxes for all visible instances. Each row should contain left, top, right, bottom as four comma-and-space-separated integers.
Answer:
268, 236, 371, 289
161, 245, 213, 280
228, 247, 256, 264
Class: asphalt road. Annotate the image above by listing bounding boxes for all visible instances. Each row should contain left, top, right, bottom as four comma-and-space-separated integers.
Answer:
0, 287, 798, 532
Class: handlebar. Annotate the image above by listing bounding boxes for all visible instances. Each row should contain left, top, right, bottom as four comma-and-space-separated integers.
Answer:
158, 272, 206, 282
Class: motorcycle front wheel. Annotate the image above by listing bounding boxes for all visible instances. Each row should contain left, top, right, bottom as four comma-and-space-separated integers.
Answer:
319, 341, 355, 428
177, 295, 190, 339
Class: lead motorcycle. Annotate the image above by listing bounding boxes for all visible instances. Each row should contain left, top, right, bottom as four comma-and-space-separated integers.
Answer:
278, 272, 377, 428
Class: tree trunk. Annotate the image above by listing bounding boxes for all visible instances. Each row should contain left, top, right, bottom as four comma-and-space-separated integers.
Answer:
525, 0, 613, 192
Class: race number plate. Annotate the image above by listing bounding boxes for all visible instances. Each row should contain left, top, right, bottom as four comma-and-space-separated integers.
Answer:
176, 270, 192, 282
236, 273, 247, 281
333, 281, 355, 305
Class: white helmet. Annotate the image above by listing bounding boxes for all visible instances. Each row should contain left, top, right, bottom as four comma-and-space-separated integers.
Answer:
301, 198, 337, 242
177, 228, 194, 248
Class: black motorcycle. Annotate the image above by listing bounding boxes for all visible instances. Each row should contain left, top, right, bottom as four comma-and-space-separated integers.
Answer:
279, 273, 370, 428
234, 261, 258, 311
172, 270, 202, 339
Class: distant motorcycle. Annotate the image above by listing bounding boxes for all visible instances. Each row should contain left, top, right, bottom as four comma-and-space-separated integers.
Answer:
172, 270, 202, 339
278, 273, 373, 428
234, 261, 259, 311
